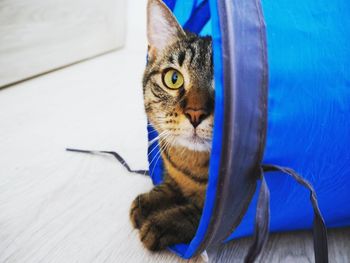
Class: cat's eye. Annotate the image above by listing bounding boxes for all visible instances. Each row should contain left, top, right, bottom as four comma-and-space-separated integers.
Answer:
163, 69, 184, 90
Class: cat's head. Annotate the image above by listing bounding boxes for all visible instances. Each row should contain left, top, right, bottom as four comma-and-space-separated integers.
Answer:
143, 0, 214, 152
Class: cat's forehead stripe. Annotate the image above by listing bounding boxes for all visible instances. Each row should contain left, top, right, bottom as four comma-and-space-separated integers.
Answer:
187, 45, 196, 65
185, 38, 211, 70
167, 55, 173, 64
178, 51, 186, 66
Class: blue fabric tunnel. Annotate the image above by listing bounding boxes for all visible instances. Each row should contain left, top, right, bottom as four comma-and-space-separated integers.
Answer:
146, 0, 350, 260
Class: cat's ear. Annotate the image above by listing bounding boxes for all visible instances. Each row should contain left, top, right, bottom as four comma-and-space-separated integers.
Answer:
147, 0, 185, 58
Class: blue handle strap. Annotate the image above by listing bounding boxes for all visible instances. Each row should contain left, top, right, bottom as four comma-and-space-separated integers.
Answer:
249, 164, 329, 263
244, 170, 270, 263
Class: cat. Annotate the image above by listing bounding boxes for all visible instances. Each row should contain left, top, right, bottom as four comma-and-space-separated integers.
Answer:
130, 0, 214, 251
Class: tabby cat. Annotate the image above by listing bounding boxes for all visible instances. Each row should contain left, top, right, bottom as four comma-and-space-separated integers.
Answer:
130, 0, 214, 250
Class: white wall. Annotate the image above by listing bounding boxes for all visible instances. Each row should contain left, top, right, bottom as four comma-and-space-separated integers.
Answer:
0, 0, 127, 88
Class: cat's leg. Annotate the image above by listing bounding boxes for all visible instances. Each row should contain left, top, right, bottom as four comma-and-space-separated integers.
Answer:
139, 203, 202, 251
130, 182, 185, 229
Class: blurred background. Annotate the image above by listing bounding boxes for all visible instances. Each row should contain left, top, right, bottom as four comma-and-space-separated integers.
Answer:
0, 0, 149, 156
1, 0, 127, 87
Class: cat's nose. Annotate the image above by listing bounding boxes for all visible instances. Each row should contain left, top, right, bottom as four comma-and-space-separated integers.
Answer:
184, 108, 209, 128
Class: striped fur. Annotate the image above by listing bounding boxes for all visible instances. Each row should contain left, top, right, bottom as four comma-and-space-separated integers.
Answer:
130, 0, 214, 251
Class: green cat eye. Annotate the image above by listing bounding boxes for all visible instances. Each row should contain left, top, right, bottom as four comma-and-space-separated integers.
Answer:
163, 69, 184, 90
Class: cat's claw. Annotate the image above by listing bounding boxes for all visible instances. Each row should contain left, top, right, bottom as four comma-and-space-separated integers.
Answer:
138, 209, 197, 251
139, 220, 163, 251
130, 195, 148, 229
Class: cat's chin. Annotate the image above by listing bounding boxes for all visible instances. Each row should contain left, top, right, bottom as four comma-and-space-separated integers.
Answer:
174, 135, 212, 152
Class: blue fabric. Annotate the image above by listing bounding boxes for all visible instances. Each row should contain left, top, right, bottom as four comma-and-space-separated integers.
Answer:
183, 0, 210, 33
148, 0, 350, 258
227, 0, 350, 240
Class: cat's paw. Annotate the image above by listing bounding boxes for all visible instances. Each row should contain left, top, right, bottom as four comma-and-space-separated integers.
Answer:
130, 194, 148, 229
139, 219, 169, 251
138, 207, 198, 251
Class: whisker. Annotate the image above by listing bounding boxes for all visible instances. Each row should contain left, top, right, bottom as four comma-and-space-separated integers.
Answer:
148, 143, 165, 170
149, 138, 171, 176
149, 151, 163, 177
147, 131, 170, 156
148, 136, 160, 147
147, 132, 171, 159
147, 128, 158, 133
149, 135, 170, 164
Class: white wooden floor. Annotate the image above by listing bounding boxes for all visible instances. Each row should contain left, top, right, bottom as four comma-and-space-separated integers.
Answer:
1, 0, 349, 262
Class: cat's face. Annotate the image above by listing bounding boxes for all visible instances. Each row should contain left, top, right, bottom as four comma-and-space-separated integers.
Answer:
143, 0, 214, 152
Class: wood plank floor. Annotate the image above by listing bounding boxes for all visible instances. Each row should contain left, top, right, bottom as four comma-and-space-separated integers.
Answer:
209, 228, 350, 262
